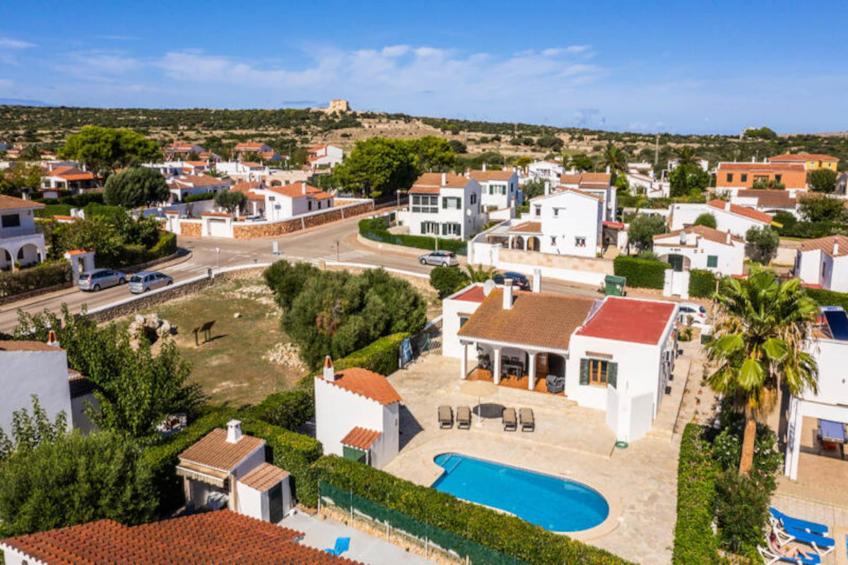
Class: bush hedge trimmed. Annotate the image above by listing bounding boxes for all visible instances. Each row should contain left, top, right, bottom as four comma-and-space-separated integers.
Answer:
311, 456, 629, 565
108, 231, 177, 269
335, 332, 408, 375
613, 255, 669, 289
806, 287, 848, 311
672, 424, 722, 565
250, 377, 314, 432
0, 260, 72, 299
359, 217, 466, 255
688, 269, 717, 298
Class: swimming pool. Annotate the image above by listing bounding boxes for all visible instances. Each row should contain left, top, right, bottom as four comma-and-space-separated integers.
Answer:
432, 453, 609, 532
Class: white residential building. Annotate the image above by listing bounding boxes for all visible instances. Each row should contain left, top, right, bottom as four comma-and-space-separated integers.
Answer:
240, 181, 334, 221
215, 161, 269, 181
556, 171, 616, 221
307, 144, 344, 170
668, 158, 709, 172
669, 199, 773, 238
40, 165, 99, 197
446, 282, 678, 442
626, 172, 671, 199
731, 189, 801, 218
525, 160, 564, 186
400, 172, 484, 240
653, 225, 745, 276
469, 167, 519, 212
167, 175, 232, 202
795, 235, 848, 292
517, 188, 603, 257
314, 358, 401, 469
0, 195, 45, 271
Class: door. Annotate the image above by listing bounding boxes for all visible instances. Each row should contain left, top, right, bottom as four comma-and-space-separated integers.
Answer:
208, 218, 228, 237
667, 254, 685, 272
342, 446, 367, 463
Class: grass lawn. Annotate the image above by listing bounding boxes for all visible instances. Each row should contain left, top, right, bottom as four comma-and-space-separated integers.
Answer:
138, 276, 307, 407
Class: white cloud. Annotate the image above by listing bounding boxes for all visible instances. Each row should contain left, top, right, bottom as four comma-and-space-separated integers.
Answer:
0, 37, 35, 50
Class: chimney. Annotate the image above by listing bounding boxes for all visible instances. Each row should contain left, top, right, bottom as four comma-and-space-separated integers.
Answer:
834, 239, 840, 256
726, 231, 732, 245
441, 172, 447, 186
323, 355, 336, 382
724, 201, 731, 212
532, 269, 542, 293
502, 279, 514, 310
482, 162, 487, 172
301, 183, 307, 195
226, 420, 243, 444
46, 330, 60, 348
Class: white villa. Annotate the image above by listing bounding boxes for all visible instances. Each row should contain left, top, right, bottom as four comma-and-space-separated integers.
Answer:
469, 167, 520, 212
795, 235, 848, 292
626, 171, 671, 199
525, 160, 564, 186
399, 172, 484, 240
233, 181, 334, 221
444, 281, 678, 442
307, 144, 344, 170
653, 225, 745, 276
556, 171, 617, 221
314, 357, 401, 469
669, 199, 773, 238
0, 195, 45, 271
167, 174, 232, 202
514, 188, 604, 257
40, 165, 99, 197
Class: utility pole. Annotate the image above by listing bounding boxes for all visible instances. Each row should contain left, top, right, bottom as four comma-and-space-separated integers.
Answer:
654, 133, 660, 166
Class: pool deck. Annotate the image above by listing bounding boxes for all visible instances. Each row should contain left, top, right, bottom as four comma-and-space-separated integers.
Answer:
385, 354, 687, 565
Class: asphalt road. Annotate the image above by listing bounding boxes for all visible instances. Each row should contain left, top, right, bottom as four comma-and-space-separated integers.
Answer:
0, 214, 601, 332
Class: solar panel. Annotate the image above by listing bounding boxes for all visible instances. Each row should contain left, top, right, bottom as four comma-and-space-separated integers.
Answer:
823, 308, 848, 341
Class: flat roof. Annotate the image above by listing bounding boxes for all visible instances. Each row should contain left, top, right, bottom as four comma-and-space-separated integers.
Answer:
576, 297, 677, 345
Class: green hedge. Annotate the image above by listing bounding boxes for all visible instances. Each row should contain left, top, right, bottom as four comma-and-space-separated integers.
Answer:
311, 456, 628, 565
103, 231, 177, 269
359, 217, 466, 255
806, 287, 848, 310
250, 377, 314, 432
672, 424, 723, 565
240, 419, 323, 507
184, 192, 216, 203
778, 221, 846, 239
0, 260, 72, 298
34, 204, 73, 218
335, 332, 408, 375
688, 269, 717, 298
613, 256, 669, 289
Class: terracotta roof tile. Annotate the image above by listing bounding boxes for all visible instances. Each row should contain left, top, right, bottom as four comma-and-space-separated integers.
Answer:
654, 225, 743, 245
0, 340, 62, 352
735, 189, 796, 209
576, 297, 676, 345
239, 463, 289, 492
559, 172, 611, 188
269, 182, 330, 200
340, 427, 381, 450
769, 153, 838, 163
179, 428, 264, 472
707, 199, 773, 224
452, 285, 486, 303
509, 221, 542, 233
326, 367, 402, 405
0, 195, 44, 210
410, 172, 472, 191
717, 162, 805, 172
458, 289, 596, 351
799, 235, 848, 257
1, 510, 357, 564
469, 169, 514, 181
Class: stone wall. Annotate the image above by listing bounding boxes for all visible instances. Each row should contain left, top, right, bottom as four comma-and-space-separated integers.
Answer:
499, 247, 614, 274
232, 200, 375, 239
180, 220, 201, 237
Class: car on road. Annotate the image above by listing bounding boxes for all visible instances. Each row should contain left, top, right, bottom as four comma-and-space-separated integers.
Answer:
678, 302, 708, 325
492, 271, 531, 291
78, 269, 126, 292
419, 251, 459, 267
129, 271, 173, 294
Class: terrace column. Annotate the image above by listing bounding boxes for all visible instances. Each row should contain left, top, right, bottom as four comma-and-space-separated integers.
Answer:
460, 343, 468, 380
784, 398, 804, 480
528, 352, 537, 391
493, 347, 502, 385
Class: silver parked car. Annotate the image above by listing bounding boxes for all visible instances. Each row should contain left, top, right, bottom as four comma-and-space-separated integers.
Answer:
128, 271, 173, 294
78, 268, 126, 292
418, 250, 459, 267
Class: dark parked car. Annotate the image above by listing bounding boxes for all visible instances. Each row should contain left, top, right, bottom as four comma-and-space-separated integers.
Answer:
493, 271, 531, 291
78, 269, 126, 292
419, 250, 459, 267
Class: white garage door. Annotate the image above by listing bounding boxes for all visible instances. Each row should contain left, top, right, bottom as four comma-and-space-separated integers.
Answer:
207, 219, 229, 237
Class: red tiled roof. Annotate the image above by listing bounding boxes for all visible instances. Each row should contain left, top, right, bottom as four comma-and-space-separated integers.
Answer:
0, 194, 44, 210
171, 174, 229, 188
735, 189, 797, 209
654, 225, 742, 245
238, 463, 289, 492
0, 340, 62, 352
469, 169, 514, 181
179, 428, 264, 472
270, 181, 331, 200
716, 162, 805, 172
559, 172, 611, 188
799, 235, 848, 257
603, 220, 625, 230
453, 285, 486, 303
340, 427, 381, 450
576, 297, 676, 345
410, 172, 472, 191
0, 510, 356, 564
769, 153, 838, 163
65, 248, 89, 255
509, 221, 542, 233
326, 367, 402, 406
707, 199, 773, 224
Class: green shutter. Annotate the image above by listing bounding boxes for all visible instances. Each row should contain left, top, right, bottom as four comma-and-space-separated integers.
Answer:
607, 362, 618, 389
707, 255, 718, 268
579, 359, 590, 385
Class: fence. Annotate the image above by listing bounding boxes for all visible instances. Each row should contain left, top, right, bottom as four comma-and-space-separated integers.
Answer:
318, 481, 524, 565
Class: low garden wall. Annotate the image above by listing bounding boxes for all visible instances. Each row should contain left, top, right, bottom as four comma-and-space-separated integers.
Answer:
231, 199, 375, 239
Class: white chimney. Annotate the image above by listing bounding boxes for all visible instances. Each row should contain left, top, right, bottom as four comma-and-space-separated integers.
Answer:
724, 201, 731, 212
532, 269, 542, 293
301, 183, 307, 194
441, 172, 447, 186
226, 420, 242, 444
502, 279, 514, 310
323, 355, 336, 381
834, 239, 840, 256
482, 162, 487, 172
726, 231, 732, 245
46, 330, 60, 348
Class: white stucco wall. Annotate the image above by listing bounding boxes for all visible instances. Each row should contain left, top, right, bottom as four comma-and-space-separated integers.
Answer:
670, 203, 768, 238
527, 191, 602, 257
442, 290, 484, 359
654, 235, 745, 276
1, 347, 73, 436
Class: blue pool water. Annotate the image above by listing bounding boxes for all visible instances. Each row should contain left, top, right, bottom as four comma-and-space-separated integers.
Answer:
432, 453, 609, 532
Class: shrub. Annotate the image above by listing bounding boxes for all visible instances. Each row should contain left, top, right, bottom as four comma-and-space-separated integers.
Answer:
311, 456, 628, 565
148, 230, 177, 258
83, 202, 125, 220
184, 192, 215, 203
251, 377, 314, 431
429, 265, 469, 298
335, 332, 408, 375
778, 221, 845, 239
34, 203, 73, 218
714, 471, 770, 558
688, 269, 717, 298
672, 424, 722, 564
613, 255, 669, 289
0, 260, 71, 298
358, 217, 466, 255
806, 287, 848, 310
693, 213, 717, 229
745, 226, 779, 264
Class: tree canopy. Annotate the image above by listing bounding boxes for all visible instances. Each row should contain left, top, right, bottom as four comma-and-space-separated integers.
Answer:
214, 190, 247, 213
669, 163, 710, 197
627, 214, 667, 251
806, 168, 837, 193
694, 213, 717, 229
103, 167, 170, 208
59, 126, 160, 176
799, 195, 847, 223
745, 226, 779, 264
332, 137, 419, 198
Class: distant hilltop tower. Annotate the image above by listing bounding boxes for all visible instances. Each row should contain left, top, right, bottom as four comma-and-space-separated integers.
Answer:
326, 99, 351, 114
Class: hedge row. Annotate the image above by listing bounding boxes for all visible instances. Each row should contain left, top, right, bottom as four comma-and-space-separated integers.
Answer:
0, 260, 72, 298
672, 424, 723, 565
806, 287, 848, 311
778, 220, 846, 239
312, 456, 628, 565
613, 255, 669, 289
334, 332, 408, 375
359, 217, 466, 255
688, 269, 717, 298
102, 231, 177, 269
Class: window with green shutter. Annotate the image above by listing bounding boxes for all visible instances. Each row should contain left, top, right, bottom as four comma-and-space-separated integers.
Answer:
707, 255, 718, 268
607, 362, 618, 389
582, 358, 615, 387
579, 359, 589, 385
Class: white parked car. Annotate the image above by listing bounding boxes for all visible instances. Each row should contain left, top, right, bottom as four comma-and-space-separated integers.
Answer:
128, 271, 173, 294
678, 302, 708, 326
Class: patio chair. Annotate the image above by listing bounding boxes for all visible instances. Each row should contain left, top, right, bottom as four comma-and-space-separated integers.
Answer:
774, 525, 834, 557
758, 544, 821, 565
456, 406, 472, 429
324, 537, 350, 556
519, 408, 535, 432
438, 405, 453, 429
502, 407, 517, 431
769, 507, 829, 536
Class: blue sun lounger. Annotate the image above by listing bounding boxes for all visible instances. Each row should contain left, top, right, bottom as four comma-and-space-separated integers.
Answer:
769, 507, 829, 536
324, 537, 350, 557
782, 527, 835, 557
758, 545, 821, 565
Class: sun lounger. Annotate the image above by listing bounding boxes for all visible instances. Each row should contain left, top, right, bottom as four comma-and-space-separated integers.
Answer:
456, 406, 472, 429
519, 408, 535, 432
502, 407, 517, 431
758, 545, 821, 565
770, 507, 829, 536
779, 526, 835, 556
324, 537, 350, 556
438, 405, 453, 429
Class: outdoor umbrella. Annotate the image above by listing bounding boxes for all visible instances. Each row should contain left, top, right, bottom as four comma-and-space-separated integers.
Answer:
460, 379, 498, 427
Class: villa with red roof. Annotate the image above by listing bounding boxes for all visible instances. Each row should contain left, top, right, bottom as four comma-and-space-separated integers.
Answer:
715, 161, 807, 194
308, 144, 344, 170
399, 172, 484, 240
234, 141, 281, 162
40, 165, 99, 197
442, 280, 678, 441
669, 199, 773, 239
314, 358, 401, 468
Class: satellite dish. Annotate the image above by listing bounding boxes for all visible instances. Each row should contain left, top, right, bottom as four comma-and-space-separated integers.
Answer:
483, 279, 496, 296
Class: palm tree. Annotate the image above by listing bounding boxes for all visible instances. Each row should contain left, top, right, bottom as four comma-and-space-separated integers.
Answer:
706, 269, 819, 475
599, 142, 627, 181
465, 264, 495, 282
673, 145, 698, 167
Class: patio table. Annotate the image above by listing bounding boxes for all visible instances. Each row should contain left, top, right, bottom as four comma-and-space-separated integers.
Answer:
818, 419, 846, 459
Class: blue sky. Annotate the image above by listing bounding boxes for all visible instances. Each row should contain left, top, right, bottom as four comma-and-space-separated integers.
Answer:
1, 0, 846, 134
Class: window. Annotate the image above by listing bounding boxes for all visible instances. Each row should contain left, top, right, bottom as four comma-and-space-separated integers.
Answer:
308, 201, 313, 211
553, 208, 559, 218
459, 316, 468, 327
442, 196, 461, 210
575, 236, 586, 247
775, 174, 782, 183
726, 173, 733, 182
411, 194, 438, 213
550, 236, 557, 245
706, 255, 718, 268
441, 222, 461, 236
421, 221, 439, 235
534, 206, 541, 217
1, 213, 21, 228
740, 174, 748, 182
579, 358, 618, 388
470, 194, 477, 205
